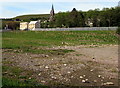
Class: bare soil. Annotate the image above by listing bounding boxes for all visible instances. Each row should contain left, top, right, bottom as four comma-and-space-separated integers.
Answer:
2, 45, 119, 87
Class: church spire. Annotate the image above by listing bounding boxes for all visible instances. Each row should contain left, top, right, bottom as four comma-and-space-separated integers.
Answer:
49, 4, 55, 21
52, 4, 54, 11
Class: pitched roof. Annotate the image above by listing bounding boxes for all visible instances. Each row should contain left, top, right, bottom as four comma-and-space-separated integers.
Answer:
29, 21, 38, 24
20, 22, 28, 23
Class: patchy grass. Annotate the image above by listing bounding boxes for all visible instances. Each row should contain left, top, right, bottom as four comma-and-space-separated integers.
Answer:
2, 61, 48, 87
2, 31, 78, 86
2, 30, 118, 49
3, 77, 35, 87
2, 77, 48, 87
21, 48, 74, 55
3, 48, 74, 56
2, 30, 118, 87
76, 54, 84, 56
2, 30, 118, 54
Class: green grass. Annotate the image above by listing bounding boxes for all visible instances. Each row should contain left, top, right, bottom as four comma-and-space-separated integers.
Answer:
22, 48, 74, 55
2, 77, 48, 87
2, 30, 118, 48
2, 77, 35, 87
2, 61, 48, 87
2, 30, 118, 54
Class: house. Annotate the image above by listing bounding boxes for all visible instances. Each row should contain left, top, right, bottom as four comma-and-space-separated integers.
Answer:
28, 20, 40, 30
85, 18, 93, 27
20, 22, 28, 30
20, 20, 40, 30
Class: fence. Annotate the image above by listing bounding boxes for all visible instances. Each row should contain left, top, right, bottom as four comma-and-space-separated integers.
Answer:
34, 27, 118, 31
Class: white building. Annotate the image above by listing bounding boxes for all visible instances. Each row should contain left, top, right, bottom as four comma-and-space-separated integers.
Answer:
20, 22, 28, 30
20, 20, 40, 30
85, 18, 93, 27
28, 20, 40, 30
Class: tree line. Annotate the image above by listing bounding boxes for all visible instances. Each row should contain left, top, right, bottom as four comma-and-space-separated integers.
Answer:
1, 6, 120, 30
45, 6, 120, 28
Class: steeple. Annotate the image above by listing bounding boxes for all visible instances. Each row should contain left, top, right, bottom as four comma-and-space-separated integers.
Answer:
49, 4, 55, 21
118, 1, 120, 7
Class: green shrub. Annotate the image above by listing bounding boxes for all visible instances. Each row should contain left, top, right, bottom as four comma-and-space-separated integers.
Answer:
2, 21, 20, 30
116, 27, 120, 35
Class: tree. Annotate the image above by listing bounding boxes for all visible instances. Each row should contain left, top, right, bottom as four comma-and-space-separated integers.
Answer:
67, 8, 85, 27
55, 12, 67, 27
3, 21, 20, 30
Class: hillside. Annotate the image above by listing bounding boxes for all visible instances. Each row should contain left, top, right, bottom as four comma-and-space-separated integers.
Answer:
13, 14, 50, 21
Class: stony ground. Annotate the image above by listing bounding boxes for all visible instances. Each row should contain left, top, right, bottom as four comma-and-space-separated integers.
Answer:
2, 45, 119, 87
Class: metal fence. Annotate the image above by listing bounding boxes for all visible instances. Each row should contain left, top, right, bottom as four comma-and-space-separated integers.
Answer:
0, 27, 118, 32
34, 27, 118, 31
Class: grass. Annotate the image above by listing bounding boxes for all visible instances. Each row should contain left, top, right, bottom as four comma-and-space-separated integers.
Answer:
2, 77, 48, 87
76, 54, 84, 56
2, 77, 35, 87
2, 30, 118, 49
14, 48, 74, 55
2, 30, 118, 54
2, 30, 119, 87
2, 61, 48, 87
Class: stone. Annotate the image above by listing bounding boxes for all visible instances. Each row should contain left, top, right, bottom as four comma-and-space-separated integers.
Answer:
29, 77, 32, 79
102, 77, 104, 79
85, 79, 88, 81
82, 80, 86, 83
71, 76, 74, 78
45, 55, 49, 57
38, 73, 41, 76
98, 75, 101, 78
41, 80, 46, 83
45, 66, 49, 69
90, 69, 93, 72
80, 76, 83, 79
51, 76, 57, 79
82, 79, 90, 83
83, 75, 86, 77
93, 80, 97, 83
67, 71, 71, 74
102, 82, 114, 85
64, 64, 67, 66
59, 73, 61, 76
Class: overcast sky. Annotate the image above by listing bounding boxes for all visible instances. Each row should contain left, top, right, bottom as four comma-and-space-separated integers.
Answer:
0, 0, 120, 18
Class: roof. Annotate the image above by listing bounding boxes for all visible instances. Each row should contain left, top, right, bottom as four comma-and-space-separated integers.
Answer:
20, 22, 28, 24
29, 21, 38, 24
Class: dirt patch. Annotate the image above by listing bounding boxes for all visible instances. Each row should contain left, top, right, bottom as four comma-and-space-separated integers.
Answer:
2, 45, 118, 87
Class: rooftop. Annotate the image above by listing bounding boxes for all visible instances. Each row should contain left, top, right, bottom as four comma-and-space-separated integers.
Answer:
29, 21, 38, 24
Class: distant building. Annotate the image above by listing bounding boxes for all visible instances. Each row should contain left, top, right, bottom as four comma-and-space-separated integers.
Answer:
85, 18, 93, 27
28, 20, 40, 30
49, 4, 55, 21
20, 20, 40, 30
20, 22, 28, 30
